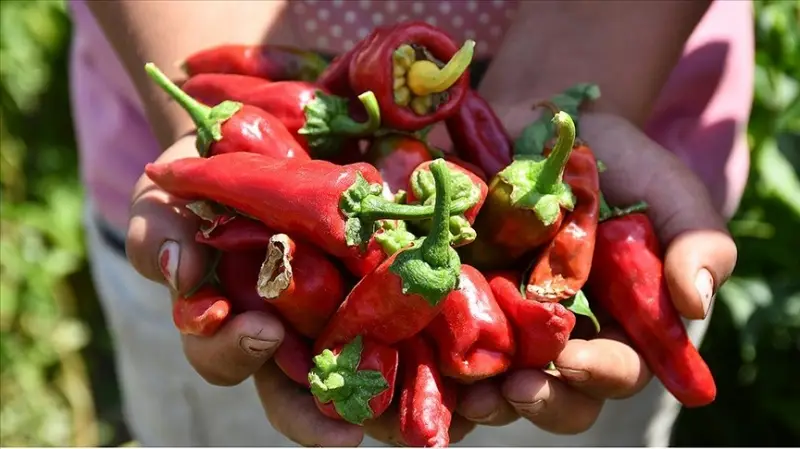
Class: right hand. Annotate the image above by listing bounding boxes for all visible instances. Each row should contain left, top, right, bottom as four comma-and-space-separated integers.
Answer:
125, 135, 366, 447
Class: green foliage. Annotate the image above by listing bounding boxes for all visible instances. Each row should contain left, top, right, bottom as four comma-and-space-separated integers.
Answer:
0, 0, 797, 446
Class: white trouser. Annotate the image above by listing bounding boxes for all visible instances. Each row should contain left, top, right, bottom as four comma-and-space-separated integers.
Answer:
84, 202, 711, 447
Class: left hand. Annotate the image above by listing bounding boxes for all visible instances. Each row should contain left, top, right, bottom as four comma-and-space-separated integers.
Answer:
365, 110, 737, 443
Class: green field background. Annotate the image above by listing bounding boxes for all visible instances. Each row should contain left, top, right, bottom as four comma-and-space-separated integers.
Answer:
1, 0, 798, 446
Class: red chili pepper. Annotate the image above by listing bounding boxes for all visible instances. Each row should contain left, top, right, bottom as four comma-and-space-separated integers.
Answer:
144, 63, 309, 159
181, 76, 381, 158
446, 89, 513, 179
349, 22, 475, 132
181, 44, 329, 82
316, 38, 370, 97
487, 271, 576, 369
146, 153, 472, 277
363, 133, 432, 193
275, 325, 314, 388
309, 336, 399, 425
586, 200, 716, 407
463, 111, 577, 270
398, 335, 456, 448
172, 285, 231, 337
313, 160, 463, 351
525, 142, 600, 302
425, 265, 515, 383
195, 216, 273, 252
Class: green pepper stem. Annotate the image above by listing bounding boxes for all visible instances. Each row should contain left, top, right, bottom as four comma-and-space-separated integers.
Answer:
598, 193, 649, 222
329, 91, 381, 136
144, 63, 212, 127
598, 193, 614, 221
536, 111, 576, 190
420, 160, 452, 268
359, 195, 471, 221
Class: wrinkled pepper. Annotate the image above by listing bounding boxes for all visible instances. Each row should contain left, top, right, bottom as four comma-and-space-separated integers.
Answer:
586, 198, 717, 407
446, 89, 513, 179
349, 22, 474, 131
363, 132, 433, 193
309, 336, 399, 425
181, 44, 329, 82
146, 153, 470, 277
425, 265, 515, 383
144, 63, 309, 159
181, 75, 381, 158
525, 140, 601, 302
313, 159, 463, 351
172, 285, 231, 337
463, 110, 577, 270
488, 271, 576, 369
398, 335, 456, 448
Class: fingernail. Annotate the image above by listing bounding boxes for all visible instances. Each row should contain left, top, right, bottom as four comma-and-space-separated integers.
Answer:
695, 268, 715, 318
240, 336, 279, 356
158, 240, 180, 291
555, 367, 591, 382
469, 408, 499, 424
509, 399, 546, 416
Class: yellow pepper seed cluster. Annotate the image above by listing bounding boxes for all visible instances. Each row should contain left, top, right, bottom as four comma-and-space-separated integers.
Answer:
392, 45, 436, 116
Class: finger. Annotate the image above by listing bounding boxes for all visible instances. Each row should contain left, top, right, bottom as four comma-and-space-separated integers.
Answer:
580, 114, 736, 319
502, 370, 603, 435
457, 380, 519, 426
363, 404, 404, 447
554, 327, 652, 400
255, 362, 364, 447
183, 310, 284, 386
664, 229, 737, 319
126, 134, 208, 294
449, 415, 478, 444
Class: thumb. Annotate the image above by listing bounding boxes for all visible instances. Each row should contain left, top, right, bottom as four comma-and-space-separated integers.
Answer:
126, 134, 209, 294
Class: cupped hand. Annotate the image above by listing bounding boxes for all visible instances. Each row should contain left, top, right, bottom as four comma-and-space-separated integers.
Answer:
412, 111, 737, 438
125, 135, 365, 447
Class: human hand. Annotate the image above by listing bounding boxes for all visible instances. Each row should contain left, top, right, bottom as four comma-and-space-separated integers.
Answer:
381, 111, 737, 438
126, 135, 365, 447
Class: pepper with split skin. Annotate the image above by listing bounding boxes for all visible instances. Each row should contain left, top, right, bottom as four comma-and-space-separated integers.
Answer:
425, 265, 515, 383
172, 285, 231, 337
525, 139, 601, 302
309, 336, 399, 425
587, 198, 717, 407
144, 63, 309, 159
349, 22, 475, 131
363, 132, 433, 193
146, 153, 472, 277
398, 334, 456, 448
181, 76, 381, 158
181, 44, 329, 82
488, 271, 576, 369
313, 159, 463, 351
462, 110, 577, 270
446, 89, 514, 179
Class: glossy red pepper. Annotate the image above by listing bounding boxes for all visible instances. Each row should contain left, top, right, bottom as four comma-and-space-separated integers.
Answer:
316, 38, 370, 97
463, 111, 577, 270
398, 335, 456, 448
313, 160, 462, 351
181, 76, 381, 158
172, 285, 231, 337
425, 265, 515, 383
349, 22, 474, 132
363, 133, 432, 193
215, 235, 347, 339
146, 153, 464, 277
488, 271, 576, 369
587, 200, 716, 407
182, 44, 329, 82
144, 63, 309, 159
195, 215, 273, 252
309, 336, 399, 425
446, 89, 513, 179
525, 143, 600, 302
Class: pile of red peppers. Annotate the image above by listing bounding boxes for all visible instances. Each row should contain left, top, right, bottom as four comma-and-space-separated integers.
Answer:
147, 21, 717, 447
